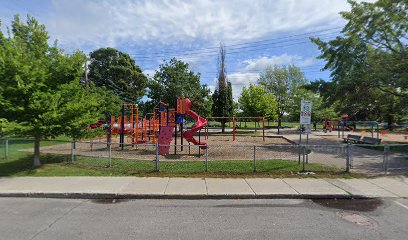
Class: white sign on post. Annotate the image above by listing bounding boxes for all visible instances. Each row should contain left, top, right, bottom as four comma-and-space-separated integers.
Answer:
300, 100, 312, 125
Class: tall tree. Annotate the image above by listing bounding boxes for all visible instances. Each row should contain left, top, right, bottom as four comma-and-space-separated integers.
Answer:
88, 47, 147, 102
258, 65, 307, 134
0, 16, 120, 166
310, 0, 408, 126
212, 44, 234, 132
238, 84, 278, 119
147, 58, 211, 116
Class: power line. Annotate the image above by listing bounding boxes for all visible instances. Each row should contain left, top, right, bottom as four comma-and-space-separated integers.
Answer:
200, 65, 327, 75
132, 35, 337, 61
128, 27, 342, 58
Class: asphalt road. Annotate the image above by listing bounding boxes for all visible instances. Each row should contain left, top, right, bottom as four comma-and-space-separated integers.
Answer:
1, 198, 408, 240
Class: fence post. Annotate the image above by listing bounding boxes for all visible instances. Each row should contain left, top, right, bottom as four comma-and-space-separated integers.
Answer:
253, 145, 256, 172
205, 145, 208, 172
305, 144, 309, 164
71, 141, 76, 162
5, 139, 9, 160
155, 143, 159, 173
349, 144, 353, 169
298, 144, 301, 165
383, 144, 389, 173
108, 142, 112, 167
302, 146, 306, 171
346, 144, 350, 172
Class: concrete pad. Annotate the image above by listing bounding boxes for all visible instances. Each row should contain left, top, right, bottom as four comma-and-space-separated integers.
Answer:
119, 177, 169, 195
282, 178, 347, 196
165, 178, 206, 195
366, 177, 408, 198
335, 179, 397, 198
206, 178, 254, 196
245, 178, 299, 196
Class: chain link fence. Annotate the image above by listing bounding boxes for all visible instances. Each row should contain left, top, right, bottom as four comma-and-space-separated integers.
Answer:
1, 138, 407, 175
350, 144, 408, 174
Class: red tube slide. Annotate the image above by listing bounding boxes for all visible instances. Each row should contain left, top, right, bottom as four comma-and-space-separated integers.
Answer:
182, 99, 207, 149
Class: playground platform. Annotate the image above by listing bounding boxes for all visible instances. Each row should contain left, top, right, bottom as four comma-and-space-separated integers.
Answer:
0, 176, 407, 199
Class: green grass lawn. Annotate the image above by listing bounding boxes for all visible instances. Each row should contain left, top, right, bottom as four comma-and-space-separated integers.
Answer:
10, 157, 347, 178
0, 138, 351, 178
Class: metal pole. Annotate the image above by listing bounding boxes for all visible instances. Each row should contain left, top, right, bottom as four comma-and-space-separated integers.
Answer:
298, 125, 302, 164
155, 142, 159, 173
253, 145, 256, 172
383, 144, 389, 173
346, 144, 350, 172
377, 123, 379, 140
71, 141, 75, 162
306, 131, 309, 164
302, 146, 306, 171
349, 144, 353, 169
198, 129, 201, 157
109, 143, 112, 167
5, 139, 9, 160
205, 145, 208, 172
298, 144, 301, 165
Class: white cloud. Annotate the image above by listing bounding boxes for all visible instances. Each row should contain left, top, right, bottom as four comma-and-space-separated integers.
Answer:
19, 0, 374, 50
242, 54, 315, 71
143, 69, 156, 77
228, 54, 317, 99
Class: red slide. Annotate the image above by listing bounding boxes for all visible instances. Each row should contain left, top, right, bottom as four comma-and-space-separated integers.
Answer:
182, 99, 207, 149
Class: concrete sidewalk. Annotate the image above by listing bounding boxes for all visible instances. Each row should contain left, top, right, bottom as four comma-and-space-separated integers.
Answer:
0, 176, 407, 199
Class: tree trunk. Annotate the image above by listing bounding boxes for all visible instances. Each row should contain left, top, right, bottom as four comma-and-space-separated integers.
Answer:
277, 116, 282, 135
221, 121, 226, 133
387, 114, 396, 131
33, 136, 41, 167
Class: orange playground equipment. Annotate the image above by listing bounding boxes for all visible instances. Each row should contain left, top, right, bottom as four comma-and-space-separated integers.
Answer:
106, 96, 207, 155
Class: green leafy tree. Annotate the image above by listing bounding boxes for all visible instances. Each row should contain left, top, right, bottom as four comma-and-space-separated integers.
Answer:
147, 58, 211, 116
88, 47, 147, 102
258, 65, 307, 134
0, 16, 120, 166
212, 44, 234, 132
310, 0, 408, 126
238, 84, 278, 120
0, 119, 19, 138
288, 89, 338, 122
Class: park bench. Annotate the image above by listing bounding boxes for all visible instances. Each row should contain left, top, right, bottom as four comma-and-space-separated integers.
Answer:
358, 136, 382, 145
343, 134, 361, 143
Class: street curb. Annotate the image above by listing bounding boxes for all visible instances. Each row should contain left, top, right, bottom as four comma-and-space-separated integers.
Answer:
0, 192, 371, 200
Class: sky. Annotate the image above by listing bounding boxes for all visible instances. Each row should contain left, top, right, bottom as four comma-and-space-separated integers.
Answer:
0, 0, 376, 100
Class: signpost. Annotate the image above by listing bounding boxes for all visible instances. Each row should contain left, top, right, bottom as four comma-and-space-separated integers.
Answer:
300, 100, 312, 125
299, 100, 312, 167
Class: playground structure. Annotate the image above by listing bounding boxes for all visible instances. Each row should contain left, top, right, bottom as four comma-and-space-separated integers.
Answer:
337, 121, 380, 140
105, 96, 207, 155
323, 114, 354, 133
90, 96, 269, 156
322, 116, 380, 140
